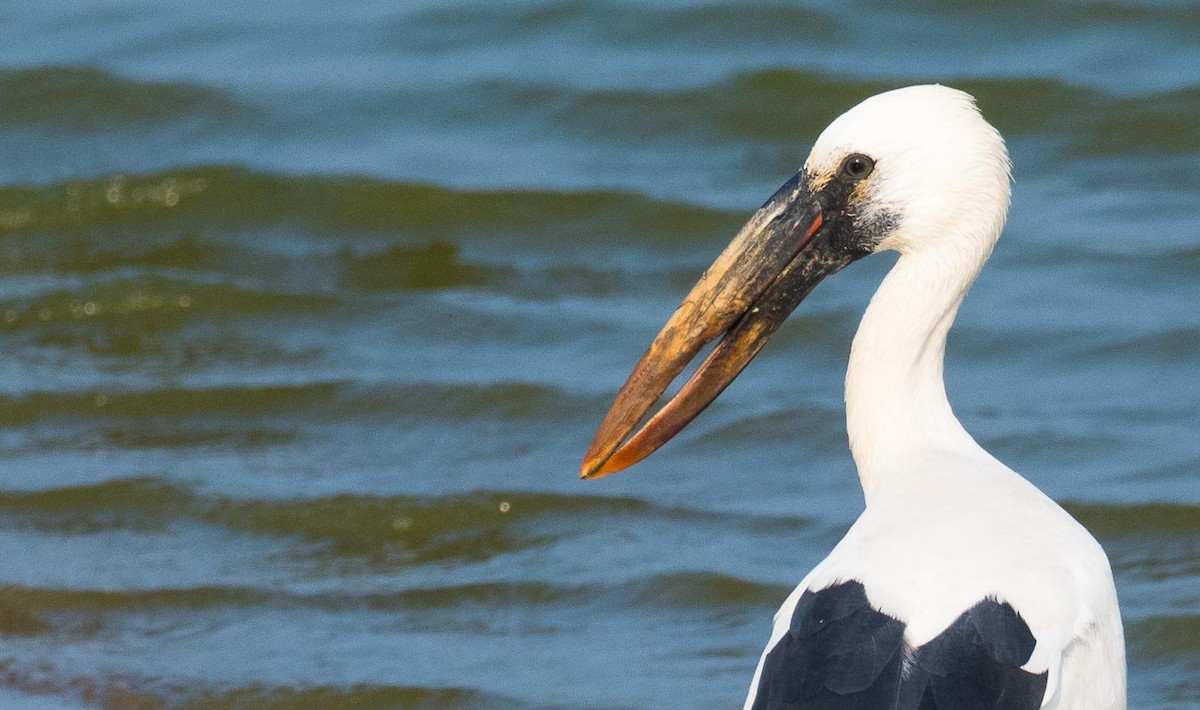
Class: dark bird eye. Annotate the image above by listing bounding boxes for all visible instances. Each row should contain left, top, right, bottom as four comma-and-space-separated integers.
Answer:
840, 154, 875, 180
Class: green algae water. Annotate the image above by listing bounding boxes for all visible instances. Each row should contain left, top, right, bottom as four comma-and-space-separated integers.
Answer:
0, 1, 1197, 707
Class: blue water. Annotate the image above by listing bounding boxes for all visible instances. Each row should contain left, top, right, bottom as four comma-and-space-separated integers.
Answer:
0, 1, 1197, 708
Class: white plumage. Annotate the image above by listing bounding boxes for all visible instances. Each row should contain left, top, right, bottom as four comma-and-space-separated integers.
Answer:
745, 86, 1125, 710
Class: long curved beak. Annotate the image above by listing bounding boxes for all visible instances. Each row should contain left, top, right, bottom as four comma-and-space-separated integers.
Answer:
581, 171, 854, 479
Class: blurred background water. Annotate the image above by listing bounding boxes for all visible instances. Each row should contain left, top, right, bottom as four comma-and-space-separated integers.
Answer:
0, 1, 1197, 708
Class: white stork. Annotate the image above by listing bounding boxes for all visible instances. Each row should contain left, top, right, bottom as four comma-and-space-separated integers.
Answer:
580, 85, 1126, 709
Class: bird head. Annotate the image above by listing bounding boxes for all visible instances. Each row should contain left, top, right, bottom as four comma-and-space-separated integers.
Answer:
580, 85, 1012, 479
806, 85, 1011, 257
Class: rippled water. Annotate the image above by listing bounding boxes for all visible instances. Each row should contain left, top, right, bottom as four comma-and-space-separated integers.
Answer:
0, 1, 1197, 708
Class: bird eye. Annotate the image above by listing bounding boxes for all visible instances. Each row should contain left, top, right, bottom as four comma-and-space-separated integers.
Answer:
840, 154, 875, 180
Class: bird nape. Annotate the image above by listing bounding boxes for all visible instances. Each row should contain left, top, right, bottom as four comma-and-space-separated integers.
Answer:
580, 85, 1126, 710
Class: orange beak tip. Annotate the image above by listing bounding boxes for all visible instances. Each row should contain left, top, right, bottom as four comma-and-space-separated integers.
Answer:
579, 453, 604, 480
579, 457, 616, 480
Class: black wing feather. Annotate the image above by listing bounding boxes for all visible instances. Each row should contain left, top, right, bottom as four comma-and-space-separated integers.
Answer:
899, 599, 1049, 710
750, 581, 1049, 710
751, 581, 905, 709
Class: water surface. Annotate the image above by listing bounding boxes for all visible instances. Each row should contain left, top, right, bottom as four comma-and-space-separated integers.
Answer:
0, 1, 1197, 708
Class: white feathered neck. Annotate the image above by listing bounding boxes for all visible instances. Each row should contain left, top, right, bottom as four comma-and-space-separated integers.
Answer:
845, 228, 999, 504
